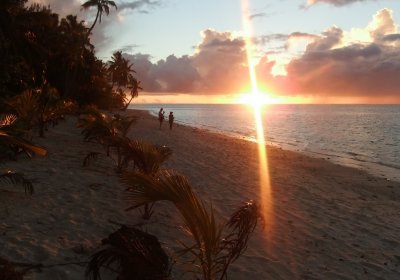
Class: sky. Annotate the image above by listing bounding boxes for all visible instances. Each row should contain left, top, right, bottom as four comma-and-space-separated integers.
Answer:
29, 0, 400, 104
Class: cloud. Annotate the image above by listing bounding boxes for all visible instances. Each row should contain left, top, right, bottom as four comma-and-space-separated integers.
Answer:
274, 9, 400, 97
367, 8, 396, 41
382, 33, 400, 42
123, 8, 400, 100
305, 0, 372, 7
118, 44, 140, 53
27, 0, 82, 16
118, 0, 162, 13
121, 29, 251, 94
306, 26, 343, 51
249, 12, 267, 20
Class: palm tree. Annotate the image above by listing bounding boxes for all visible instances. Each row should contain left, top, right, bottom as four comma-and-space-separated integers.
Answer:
122, 74, 142, 111
123, 170, 263, 280
5, 86, 72, 137
78, 107, 135, 155
108, 51, 142, 110
108, 51, 133, 88
121, 140, 172, 218
81, 0, 117, 35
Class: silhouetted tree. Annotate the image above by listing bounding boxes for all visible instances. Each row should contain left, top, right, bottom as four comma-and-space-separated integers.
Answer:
81, 0, 117, 35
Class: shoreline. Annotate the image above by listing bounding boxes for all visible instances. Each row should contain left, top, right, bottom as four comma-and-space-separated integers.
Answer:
1, 110, 399, 279
143, 107, 400, 183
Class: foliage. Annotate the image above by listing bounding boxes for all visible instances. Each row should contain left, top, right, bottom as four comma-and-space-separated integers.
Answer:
81, 0, 117, 35
0, 114, 47, 159
123, 170, 263, 280
108, 51, 142, 110
0, 1, 130, 110
77, 108, 136, 149
5, 86, 75, 137
0, 171, 34, 195
85, 226, 170, 280
0, 257, 24, 280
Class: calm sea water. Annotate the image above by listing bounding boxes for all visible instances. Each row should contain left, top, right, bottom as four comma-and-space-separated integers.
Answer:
129, 104, 400, 182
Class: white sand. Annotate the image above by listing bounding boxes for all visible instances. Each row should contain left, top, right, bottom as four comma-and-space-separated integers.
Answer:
1, 109, 399, 279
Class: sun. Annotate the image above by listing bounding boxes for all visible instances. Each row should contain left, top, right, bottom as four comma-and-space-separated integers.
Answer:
238, 91, 277, 106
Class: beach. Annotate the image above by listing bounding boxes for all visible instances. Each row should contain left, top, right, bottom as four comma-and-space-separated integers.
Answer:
1, 109, 400, 279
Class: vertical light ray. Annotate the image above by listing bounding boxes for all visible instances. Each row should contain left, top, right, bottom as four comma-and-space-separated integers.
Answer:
241, 0, 273, 226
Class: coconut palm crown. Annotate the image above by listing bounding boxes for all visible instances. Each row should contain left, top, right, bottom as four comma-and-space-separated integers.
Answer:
81, 0, 117, 35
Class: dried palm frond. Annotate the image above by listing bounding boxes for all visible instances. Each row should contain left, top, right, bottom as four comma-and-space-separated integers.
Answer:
0, 171, 34, 195
216, 201, 263, 279
85, 226, 170, 280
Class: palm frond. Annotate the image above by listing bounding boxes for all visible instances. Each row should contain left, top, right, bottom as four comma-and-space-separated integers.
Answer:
0, 114, 47, 157
83, 152, 103, 167
123, 171, 262, 279
123, 140, 172, 174
85, 226, 170, 280
0, 172, 34, 195
216, 201, 263, 279
0, 114, 18, 127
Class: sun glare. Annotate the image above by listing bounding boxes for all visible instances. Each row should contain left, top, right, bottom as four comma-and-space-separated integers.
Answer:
241, 0, 273, 235
238, 91, 277, 106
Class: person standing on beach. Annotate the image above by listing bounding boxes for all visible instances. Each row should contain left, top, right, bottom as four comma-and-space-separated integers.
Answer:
158, 108, 165, 129
168, 112, 174, 130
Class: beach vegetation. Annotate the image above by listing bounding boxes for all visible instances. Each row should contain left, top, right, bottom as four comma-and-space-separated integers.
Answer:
85, 225, 170, 280
0, 114, 47, 159
0, 171, 34, 195
0, 0, 138, 112
0, 256, 25, 280
78, 108, 136, 168
123, 170, 263, 279
5, 85, 76, 137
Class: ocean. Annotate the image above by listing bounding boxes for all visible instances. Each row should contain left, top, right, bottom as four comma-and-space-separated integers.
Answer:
129, 104, 400, 182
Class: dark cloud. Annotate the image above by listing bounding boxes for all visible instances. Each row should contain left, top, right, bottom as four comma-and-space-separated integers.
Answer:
121, 20, 400, 100
271, 8, 400, 98
121, 29, 250, 94
118, 0, 162, 13
123, 53, 202, 93
289, 32, 319, 40
249, 12, 267, 20
282, 43, 400, 97
257, 34, 289, 45
118, 44, 140, 53
305, 0, 371, 7
382, 34, 400, 42
306, 26, 342, 51
27, 0, 82, 17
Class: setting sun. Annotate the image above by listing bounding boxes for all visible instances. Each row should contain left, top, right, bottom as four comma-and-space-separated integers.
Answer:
238, 91, 277, 106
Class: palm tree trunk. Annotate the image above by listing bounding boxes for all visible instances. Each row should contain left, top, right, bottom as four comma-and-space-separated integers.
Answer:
87, 10, 100, 36
122, 94, 135, 111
